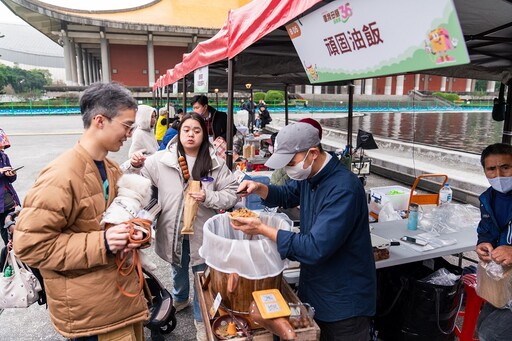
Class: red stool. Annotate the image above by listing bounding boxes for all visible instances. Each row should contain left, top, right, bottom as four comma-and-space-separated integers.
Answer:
455, 274, 484, 341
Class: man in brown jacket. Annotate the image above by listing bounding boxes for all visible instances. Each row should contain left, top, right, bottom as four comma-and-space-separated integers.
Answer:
13, 82, 149, 340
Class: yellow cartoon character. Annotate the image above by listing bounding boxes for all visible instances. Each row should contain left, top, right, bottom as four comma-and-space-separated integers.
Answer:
426, 27, 458, 64
304, 62, 319, 81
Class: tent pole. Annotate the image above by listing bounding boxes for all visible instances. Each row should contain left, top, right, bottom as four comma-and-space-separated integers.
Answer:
347, 81, 354, 151
166, 85, 170, 112
166, 86, 170, 127
503, 82, 512, 145
226, 58, 235, 169
284, 84, 289, 126
182, 77, 187, 115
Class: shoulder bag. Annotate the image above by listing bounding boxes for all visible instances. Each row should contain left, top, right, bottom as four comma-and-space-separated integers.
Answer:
0, 249, 42, 308
4, 190, 15, 211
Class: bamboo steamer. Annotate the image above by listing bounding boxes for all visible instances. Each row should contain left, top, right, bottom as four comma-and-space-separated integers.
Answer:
209, 270, 282, 314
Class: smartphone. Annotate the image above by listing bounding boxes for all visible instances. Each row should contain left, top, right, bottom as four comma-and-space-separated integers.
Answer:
400, 236, 428, 246
12, 166, 24, 172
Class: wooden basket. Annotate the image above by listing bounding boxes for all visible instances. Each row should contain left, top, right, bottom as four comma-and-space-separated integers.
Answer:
195, 272, 320, 341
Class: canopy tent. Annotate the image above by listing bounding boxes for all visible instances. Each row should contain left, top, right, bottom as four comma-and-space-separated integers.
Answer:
154, 0, 512, 89
153, 0, 512, 167
153, 0, 323, 91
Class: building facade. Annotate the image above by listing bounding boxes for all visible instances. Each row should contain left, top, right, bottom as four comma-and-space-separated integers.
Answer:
298, 75, 497, 96
1, 0, 250, 86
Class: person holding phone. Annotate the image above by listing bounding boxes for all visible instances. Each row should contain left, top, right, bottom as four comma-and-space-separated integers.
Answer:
0, 128, 21, 246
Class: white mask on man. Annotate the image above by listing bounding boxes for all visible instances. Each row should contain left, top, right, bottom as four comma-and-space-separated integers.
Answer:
285, 150, 312, 180
488, 176, 512, 193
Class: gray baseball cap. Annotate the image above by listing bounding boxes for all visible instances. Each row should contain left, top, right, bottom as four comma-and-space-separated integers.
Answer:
265, 122, 321, 169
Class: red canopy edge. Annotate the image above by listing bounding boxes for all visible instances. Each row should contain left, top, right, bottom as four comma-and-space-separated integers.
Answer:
160, 0, 322, 88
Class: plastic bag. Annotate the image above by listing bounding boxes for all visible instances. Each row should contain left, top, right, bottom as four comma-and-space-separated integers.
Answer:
199, 212, 292, 279
376, 258, 463, 340
484, 260, 506, 280
420, 268, 460, 286
418, 204, 480, 234
378, 201, 402, 222
477, 261, 512, 308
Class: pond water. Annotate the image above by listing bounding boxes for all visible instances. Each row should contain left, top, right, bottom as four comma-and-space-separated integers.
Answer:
0, 107, 501, 154
317, 111, 503, 154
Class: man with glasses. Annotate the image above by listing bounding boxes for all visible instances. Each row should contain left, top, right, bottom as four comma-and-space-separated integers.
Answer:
14, 82, 148, 340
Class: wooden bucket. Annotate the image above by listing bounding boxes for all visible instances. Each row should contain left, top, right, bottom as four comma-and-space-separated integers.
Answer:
209, 268, 282, 314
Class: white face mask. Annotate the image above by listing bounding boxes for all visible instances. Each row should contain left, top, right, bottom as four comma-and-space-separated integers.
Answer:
488, 176, 512, 193
285, 150, 313, 180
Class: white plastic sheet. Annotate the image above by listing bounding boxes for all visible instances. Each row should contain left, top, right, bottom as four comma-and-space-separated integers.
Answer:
401, 232, 457, 252
418, 203, 480, 234
199, 212, 292, 279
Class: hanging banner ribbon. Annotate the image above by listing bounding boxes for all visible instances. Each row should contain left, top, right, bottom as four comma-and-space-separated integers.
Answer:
194, 66, 209, 93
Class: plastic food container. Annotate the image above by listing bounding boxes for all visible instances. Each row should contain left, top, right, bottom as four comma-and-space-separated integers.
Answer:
370, 185, 413, 214
288, 303, 315, 329
371, 233, 391, 261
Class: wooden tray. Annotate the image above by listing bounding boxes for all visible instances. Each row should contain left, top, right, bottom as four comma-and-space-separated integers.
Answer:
195, 272, 320, 341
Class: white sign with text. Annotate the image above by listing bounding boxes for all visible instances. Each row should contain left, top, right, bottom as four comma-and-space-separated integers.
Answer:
194, 66, 209, 93
286, 0, 469, 83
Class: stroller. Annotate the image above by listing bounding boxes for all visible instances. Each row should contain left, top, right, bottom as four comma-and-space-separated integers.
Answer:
144, 268, 177, 335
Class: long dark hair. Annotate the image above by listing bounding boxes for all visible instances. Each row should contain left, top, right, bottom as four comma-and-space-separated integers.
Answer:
177, 112, 212, 179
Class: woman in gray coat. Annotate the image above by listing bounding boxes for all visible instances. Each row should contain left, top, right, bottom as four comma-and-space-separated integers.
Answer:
128, 113, 238, 340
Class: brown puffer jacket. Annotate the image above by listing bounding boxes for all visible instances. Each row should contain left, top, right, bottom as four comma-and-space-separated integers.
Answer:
13, 143, 148, 338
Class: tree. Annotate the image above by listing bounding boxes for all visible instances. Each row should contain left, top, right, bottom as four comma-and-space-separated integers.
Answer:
0, 64, 52, 94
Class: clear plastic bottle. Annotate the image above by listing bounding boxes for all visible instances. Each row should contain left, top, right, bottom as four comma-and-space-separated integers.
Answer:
439, 183, 453, 207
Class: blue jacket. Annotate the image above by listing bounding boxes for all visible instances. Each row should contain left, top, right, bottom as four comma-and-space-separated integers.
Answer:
477, 187, 512, 246
159, 128, 178, 151
262, 156, 376, 322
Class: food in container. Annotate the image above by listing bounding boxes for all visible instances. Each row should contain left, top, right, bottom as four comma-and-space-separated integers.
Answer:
228, 207, 258, 226
212, 314, 251, 340
288, 302, 315, 329
371, 233, 391, 261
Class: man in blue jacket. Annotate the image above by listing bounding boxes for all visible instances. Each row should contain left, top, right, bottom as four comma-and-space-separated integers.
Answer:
232, 122, 376, 341
476, 143, 512, 341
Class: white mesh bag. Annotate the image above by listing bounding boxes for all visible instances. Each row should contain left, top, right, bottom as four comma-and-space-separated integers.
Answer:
199, 212, 292, 279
